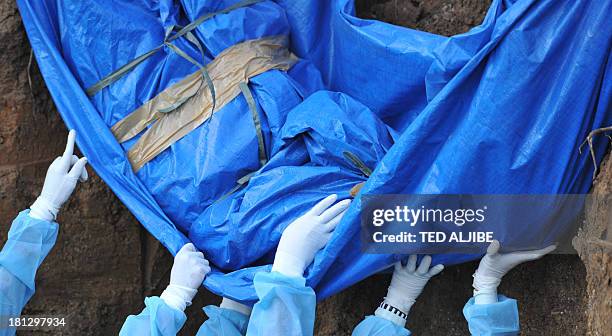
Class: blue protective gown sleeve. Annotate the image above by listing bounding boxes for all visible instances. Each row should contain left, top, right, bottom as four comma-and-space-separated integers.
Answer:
463, 295, 519, 336
246, 271, 316, 336
119, 296, 187, 336
196, 305, 249, 336
352, 315, 411, 336
0, 210, 58, 336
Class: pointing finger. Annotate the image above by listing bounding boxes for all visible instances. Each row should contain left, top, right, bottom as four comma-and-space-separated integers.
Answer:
61, 130, 77, 167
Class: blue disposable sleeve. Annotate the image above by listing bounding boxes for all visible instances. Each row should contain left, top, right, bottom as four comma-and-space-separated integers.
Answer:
119, 296, 187, 336
196, 305, 249, 336
246, 271, 316, 336
463, 295, 520, 336
0, 210, 59, 335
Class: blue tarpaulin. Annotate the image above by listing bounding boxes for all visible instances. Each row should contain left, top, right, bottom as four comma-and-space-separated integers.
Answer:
17, 0, 611, 302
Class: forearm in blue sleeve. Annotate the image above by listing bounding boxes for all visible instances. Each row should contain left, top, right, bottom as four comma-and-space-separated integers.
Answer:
0, 210, 59, 335
119, 297, 186, 336
463, 295, 519, 336
246, 271, 316, 336
352, 316, 411, 336
196, 305, 249, 336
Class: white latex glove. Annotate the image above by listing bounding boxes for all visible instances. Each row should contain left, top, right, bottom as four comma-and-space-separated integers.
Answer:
376, 255, 444, 326
160, 243, 211, 312
30, 130, 88, 221
220, 297, 252, 316
473, 240, 556, 304
272, 194, 351, 278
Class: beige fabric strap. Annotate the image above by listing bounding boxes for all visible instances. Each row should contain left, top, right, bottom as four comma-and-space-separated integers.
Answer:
110, 36, 297, 171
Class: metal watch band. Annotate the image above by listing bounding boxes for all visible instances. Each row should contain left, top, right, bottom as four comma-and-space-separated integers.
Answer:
379, 301, 408, 320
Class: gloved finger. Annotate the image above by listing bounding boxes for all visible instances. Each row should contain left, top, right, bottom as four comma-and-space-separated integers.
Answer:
194, 265, 209, 276
308, 194, 338, 216
486, 240, 501, 256
417, 255, 432, 274
189, 251, 205, 260
426, 264, 444, 277
515, 244, 557, 261
178, 243, 197, 254
406, 254, 417, 272
394, 261, 403, 272
324, 209, 348, 232
50, 156, 62, 168
61, 130, 77, 168
319, 199, 351, 222
191, 259, 204, 268
68, 157, 88, 181
530, 244, 557, 256
70, 155, 89, 182
193, 259, 209, 270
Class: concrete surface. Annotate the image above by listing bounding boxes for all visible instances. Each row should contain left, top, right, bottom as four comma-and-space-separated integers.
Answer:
0, 0, 608, 335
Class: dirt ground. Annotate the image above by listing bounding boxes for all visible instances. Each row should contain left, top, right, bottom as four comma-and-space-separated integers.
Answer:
0, 0, 609, 335
574, 155, 612, 335
355, 0, 492, 36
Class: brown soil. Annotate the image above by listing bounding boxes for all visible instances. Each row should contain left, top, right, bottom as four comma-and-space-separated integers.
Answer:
355, 0, 492, 36
574, 153, 612, 336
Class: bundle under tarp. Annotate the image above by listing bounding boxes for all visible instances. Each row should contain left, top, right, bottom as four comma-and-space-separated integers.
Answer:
17, 0, 611, 302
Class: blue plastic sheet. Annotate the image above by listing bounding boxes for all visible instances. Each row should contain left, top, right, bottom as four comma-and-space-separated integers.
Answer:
17, 0, 611, 302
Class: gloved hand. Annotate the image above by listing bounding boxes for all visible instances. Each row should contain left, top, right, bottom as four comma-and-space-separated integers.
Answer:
376, 255, 444, 326
161, 243, 211, 312
30, 130, 88, 221
473, 240, 556, 304
272, 194, 351, 278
